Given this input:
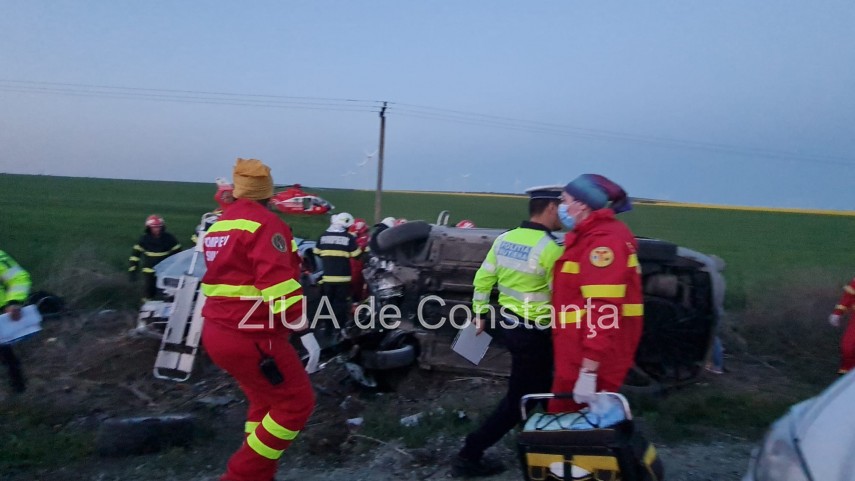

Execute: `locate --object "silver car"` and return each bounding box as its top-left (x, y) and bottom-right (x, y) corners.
top-left (743, 370), bottom-right (855, 481)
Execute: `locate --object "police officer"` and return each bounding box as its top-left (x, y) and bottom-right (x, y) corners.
top-left (0, 249), bottom-right (31, 393)
top-left (452, 187), bottom-right (564, 477)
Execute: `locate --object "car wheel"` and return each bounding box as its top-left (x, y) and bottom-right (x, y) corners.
top-left (375, 221), bottom-right (432, 251)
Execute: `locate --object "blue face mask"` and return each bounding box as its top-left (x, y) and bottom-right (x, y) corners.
top-left (558, 203), bottom-right (576, 230)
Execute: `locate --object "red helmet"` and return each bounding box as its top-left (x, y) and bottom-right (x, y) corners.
top-left (145, 214), bottom-right (164, 228)
top-left (393, 218), bottom-right (408, 226)
top-left (349, 218), bottom-right (368, 236)
top-left (214, 185), bottom-right (235, 210)
top-left (456, 219), bottom-right (476, 228)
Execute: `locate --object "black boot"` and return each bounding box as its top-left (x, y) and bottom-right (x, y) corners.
top-left (1, 345), bottom-right (26, 393)
top-left (450, 454), bottom-right (506, 478)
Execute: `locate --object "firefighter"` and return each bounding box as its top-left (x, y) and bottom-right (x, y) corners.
top-left (829, 277), bottom-right (855, 375)
top-left (314, 213), bottom-right (362, 325)
top-left (452, 187), bottom-right (564, 477)
top-left (0, 249), bottom-right (31, 393)
top-left (128, 214), bottom-right (182, 302)
top-left (200, 158), bottom-right (315, 481)
top-left (548, 174), bottom-right (643, 413)
top-left (367, 216), bottom-right (396, 253)
top-left (348, 218), bottom-right (370, 301)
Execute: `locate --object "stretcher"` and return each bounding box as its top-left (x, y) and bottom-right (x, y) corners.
top-left (517, 392), bottom-right (664, 481)
top-left (152, 227), bottom-right (207, 381)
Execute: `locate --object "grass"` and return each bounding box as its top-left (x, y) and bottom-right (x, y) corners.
top-left (2, 172), bottom-right (854, 452)
top-left (0, 402), bottom-right (94, 471)
top-left (3, 173), bottom-right (855, 310)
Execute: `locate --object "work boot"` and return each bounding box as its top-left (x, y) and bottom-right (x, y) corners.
top-left (450, 454), bottom-right (506, 478)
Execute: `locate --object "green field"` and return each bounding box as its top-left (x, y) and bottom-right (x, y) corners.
top-left (2, 173), bottom-right (854, 310)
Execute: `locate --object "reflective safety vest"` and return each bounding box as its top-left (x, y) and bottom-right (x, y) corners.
top-left (200, 198), bottom-right (304, 333)
top-left (472, 223), bottom-right (563, 325)
top-left (0, 250), bottom-right (31, 308)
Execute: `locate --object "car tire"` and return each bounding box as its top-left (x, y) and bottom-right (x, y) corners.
top-left (375, 221), bottom-right (432, 251)
top-left (95, 414), bottom-right (196, 457)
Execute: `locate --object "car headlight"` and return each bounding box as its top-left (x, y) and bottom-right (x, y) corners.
top-left (752, 417), bottom-right (811, 481)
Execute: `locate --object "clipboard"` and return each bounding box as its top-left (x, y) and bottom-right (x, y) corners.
top-left (451, 320), bottom-right (492, 365)
top-left (0, 305), bottom-right (43, 344)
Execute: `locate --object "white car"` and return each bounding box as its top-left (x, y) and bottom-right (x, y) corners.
top-left (743, 370), bottom-right (855, 481)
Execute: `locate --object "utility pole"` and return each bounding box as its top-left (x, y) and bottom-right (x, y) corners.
top-left (374, 101), bottom-right (387, 224)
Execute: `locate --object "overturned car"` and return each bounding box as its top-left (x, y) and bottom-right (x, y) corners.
top-left (319, 219), bottom-right (726, 391)
top-left (139, 211), bottom-right (725, 392)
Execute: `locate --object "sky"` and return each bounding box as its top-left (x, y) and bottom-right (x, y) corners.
top-left (1, 1), bottom-right (854, 209)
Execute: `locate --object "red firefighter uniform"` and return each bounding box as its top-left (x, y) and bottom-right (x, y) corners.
top-left (549, 209), bottom-right (644, 413)
top-left (201, 198), bottom-right (315, 481)
top-left (832, 278), bottom-right (855, 374)
top-left (348, 219), bottom-right (370, 301)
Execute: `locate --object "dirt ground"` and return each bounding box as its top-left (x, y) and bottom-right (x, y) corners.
top-left (0, 311), bottom-right (789, 481)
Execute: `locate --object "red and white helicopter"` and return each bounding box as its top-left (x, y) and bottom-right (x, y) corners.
top-left (269, 184), bottom-right (335, 216)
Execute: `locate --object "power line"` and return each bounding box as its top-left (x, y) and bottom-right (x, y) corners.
top-left (0, 85), bottom-right (380, 113)
top-left (390, 104), bottom-right (854, 167)
top-left (2, 79), bottom-right (851, 167)
top-left (0, 79), bottom-right (384, 106)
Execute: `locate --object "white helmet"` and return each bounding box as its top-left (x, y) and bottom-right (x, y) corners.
top-left (381, 216), bottom-right (396, 228)
top-left (332, 212), bottom-right (355, 228)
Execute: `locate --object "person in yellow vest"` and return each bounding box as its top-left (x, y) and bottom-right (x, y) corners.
top-left (0, 249), bottom-right (32, 393)
top-left (452, 186), bottom-right (564, 477)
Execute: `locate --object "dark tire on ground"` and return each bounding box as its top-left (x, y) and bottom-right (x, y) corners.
top-left (95, 414), bottom-right (196, 457)
top-left (375, 221), bottom-right (432, 251)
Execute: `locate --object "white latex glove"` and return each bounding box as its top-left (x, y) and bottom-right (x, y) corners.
top-left (299, 332), bottom-right (321, 374)
top-left (829, 314), bottom-right (842, 328)
top-left (573, 369), bottom-right (598, 405)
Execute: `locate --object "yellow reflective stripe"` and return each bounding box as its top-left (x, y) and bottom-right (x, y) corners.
top-left (526, 453), bottom-right (564, 469)
top-left (133, 245), bottom-right (144, 251)
top-left (208, 219), bottom-right (261, 234)
top-left (845, 285), bottom-right (855, 295)
top-left (351, 247), bottom-right (363, 258)
top-left (142, 268), bottom-right (156, 273)
top-left (272, 295), bottom-right (304, 314)
top-left (321, 275), bottom-right (351, 283)
top-left (128, 266), bottom-right (137, 272)
top-left (560, 309), bottom-right (586, 325)
top-left (246, 431), bottom-right (284, 460)
top-left (643, 444), bottom-right (658, 466)
top-left (627, 254), bottom-right (639, 268)
top-left (622, 303), bottom-right (644, 316)
top-left (245, 421), bottom-right (260, 434)
top-left (581, 284), bottom-right (626, 298)
top-left (261, 279), bottom-right (302, 300)
top-left (6, 286), bottom-right (28, 296)
top-left (170, 244), bottom-right (182, 251)
top-left (261, 413), bottom-right (300, 441)
top-left (561, 261), bottom-right (580, 274)
top-left (144, 250), bottom-right (173, 257)
top-left (128, 256), bottom-right (140, 262)
top-left (314, 249), bottom-right (352, 258)
top-left (201, 283), bottom-right (262, 298)
top-left (291, 239), bottom-right (298, 252)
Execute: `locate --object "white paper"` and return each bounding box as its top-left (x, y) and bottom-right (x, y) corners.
top-left (451, 321), bottom-right (492, 365)
top-left (0, 305), bottom-right (42, 344)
